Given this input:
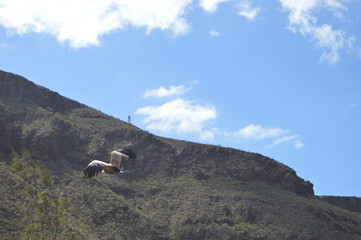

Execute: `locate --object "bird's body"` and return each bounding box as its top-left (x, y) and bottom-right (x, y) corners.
top-left (84, 149), bottom-right (136, 178)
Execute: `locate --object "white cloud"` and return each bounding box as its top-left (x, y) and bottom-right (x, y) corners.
top-left (269, 135), bottom-right (304, 149)
top-left (0, 0), bottom-right (357, 63)
top-left (137, 86), bottom-right (304, 147)
top-left (227, 124), bottom-right (304, 149)
top-left (143, 85), bottom-right (190, 98)
top-left (279, 0), bottom-right (356, 63)
top-left (294, 139), bottom-right (304, 149)
top-left (323, 0), bottom-right (347, 13)
top-left (238, 1), bottom-right (260, 21)
top-left (315, 24), bottom-right (355, 63)
top-left (200, 128), bottom-right (219, 141)
top-left (0, 0), bottom-right (193, 48)
top-left (209, 30), bottom-right (221, 37)
top-left (199, 0), bottom-right (230, 13)
top-left (232, 124), bottom-right (288, 139)
top-left (135, 98), bottom-right (218, 139)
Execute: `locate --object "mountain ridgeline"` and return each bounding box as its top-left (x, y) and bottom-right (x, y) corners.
top-left (1, 70), bottom-right (361, 239)
top-left (0, 70), bottom-right (313, 196)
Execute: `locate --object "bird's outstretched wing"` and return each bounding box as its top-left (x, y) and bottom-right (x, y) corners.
top-left (118, 148), bottom-right (136, 159)
top-left (110, 149), bottom-right (136, 169)
top-left (84, 160), bottom-right (109, 178)
top-left (110, 151), bottom-right (123, 169)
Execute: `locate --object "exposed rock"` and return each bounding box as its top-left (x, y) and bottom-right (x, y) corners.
top-left (0, 70), bottom-right (84, 112)
top-left (319, 196), bottom-right (361, 214)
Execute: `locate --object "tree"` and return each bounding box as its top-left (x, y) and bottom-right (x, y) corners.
top-left (11, 151), bottom-right (78, 240)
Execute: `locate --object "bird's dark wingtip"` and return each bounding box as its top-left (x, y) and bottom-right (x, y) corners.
top-left (118, 148), bottom-right (137, 159)
top-left (83, 164), bottom-right (103, 179)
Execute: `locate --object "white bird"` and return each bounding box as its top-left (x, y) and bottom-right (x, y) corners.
top-left (84, 148), bottom-right (136, 179)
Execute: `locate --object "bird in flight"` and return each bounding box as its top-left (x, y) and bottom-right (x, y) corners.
top-left (84, 148), bottom-right (136, 178)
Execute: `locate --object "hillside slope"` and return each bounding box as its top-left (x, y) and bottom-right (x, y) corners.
top-left (319, 196), bottom-right (361, 214)
top-left (1, 70), bottom-right (361, 239)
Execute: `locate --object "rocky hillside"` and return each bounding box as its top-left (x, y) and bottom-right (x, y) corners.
top-left (1, 70), bottom-right (361, 239)
top-left (319, 196), bottom-right (361, 214)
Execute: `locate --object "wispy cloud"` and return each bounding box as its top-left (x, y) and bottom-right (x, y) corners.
top-left (232, 124), bottom-right (288, 139)
top-left (199, 0), bottom-right (231, 13)
top-left (279, 0), bottom-right (356, 63)
top-left (143, 85), bottom-right (191, 99)
top-left (227, 124), bottom-right (304, 149)
top-left (293, 139), bottom-right (304, 149)
top-left (269, 135), bottom-right (304, 149)
top-left (238, 1), bottom-right (260, 21)
top-left (0, 42), bottom-right (14, 49)
top-left (346, 103), bottom-right (358, 112)
top-left (0, 0), bottom-right (193, 48)
top-left (135, 98), bottom-right (218, 140)
top-left (209, 30), bottom-right (221, 37)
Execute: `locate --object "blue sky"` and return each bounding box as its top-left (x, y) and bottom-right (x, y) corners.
top-left (0, 0), bottom-right (360, 197)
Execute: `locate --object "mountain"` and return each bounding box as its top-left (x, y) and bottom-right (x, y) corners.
top-left (1, 70), bottom-right (361, 239)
